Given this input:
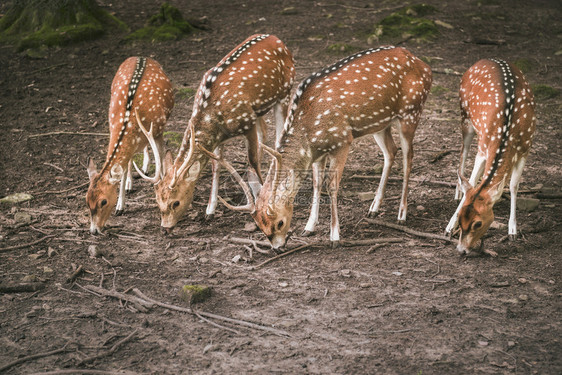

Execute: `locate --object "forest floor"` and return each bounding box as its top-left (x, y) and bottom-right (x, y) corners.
top-left (0, 0), bottom-right (561, 374)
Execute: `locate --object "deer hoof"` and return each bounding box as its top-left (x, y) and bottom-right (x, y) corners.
top-left (396, 219), bottom-right (406, 225)
top-left (205, 214), bottom-right (215, 221)
top-left (508, 233), bottom-right (518, 241)
top-left (115, 209), bottom-right (124, 216)
top-left (366, 211), bottom-right (378, 218)
top-left (301, 230), bottom-right (315, 237)
top-left (330, 240), bottom-right (340, 249)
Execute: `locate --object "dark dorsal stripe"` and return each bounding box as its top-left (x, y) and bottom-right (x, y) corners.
top-left (199, 34), bottom-right (270, 109)
top-left (278, 45), bottom-right (396, 149)
top-left (101, 57), bottom-right (147, 175)
top-left (475, 58), bottom-right (515, 196)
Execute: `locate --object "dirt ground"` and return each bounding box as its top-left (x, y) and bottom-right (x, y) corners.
top-left (1, 0), bottom-right (561, 374)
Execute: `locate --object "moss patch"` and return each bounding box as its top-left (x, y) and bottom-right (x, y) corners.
top-left (125, 3), bottom-right (194, 43)
top-left (326, 43), bottom-right (361, 54)
top-left (532, 84), bottom-right (560, 100)
top-left (430, 85), bottom-right (450, 96)
top-left (179, 284), bottom-right (212, 305)
top-left (176, 87), bottom-right (196, 101)
top-left (513, 58), bottom-right (534, 73)
top-left (0, 0), bottom-right (127, 51)
top-left (369, 4), bottom-right (439, 44)
top-left (164, 131), bottom-right (184, 149)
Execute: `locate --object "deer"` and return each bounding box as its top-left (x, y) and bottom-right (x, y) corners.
top-left (444, 59), bottom-right (536, 256)
top-left (141, 34), bottom-right (295, 233)
top-left (200, 46), bottom-right (432, 249)
top-left (86, 56), bottom-right (174, 235)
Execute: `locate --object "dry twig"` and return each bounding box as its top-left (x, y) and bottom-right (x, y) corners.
top-left (0, 342), bottom-right (74, 373)
top-left (365, 218), bottom-right (454, 242)
top-left (77, 329), bottom-right (139, 366)
top-left (0, 234), bottom-right (56, 253)
top-left (29, 131), bottom-right (108, 138)
top-left (0, 282), bottom-right (45, 293)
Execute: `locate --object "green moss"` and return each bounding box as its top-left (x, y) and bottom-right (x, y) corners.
top-left (369, 4), bottom-right (439, 43)
top-left (532, 84), bottom-right (560, 100)
top-left (164, 131), bottom-right (183, 149)
top-left (513, 58), bottom-right (534, 73)
top-left (176, 87), bottom-right (196, 100)
top-left (180, 284), bottom-right (212, 304)
top-left (430, 85), bottom-right (449, 96)
top-left (0, 0), bottom-right (127, 51)
top-left (132, 153), bottom-right (155, 174)
top-left (125, 2), bottom-right (194, 43)
top-left (326, 43), bottom-right (360, 54)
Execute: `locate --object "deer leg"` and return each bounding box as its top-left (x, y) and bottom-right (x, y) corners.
top-left (116, 164), bottom-right (128, 216)
top-left (303, 156), bottom-right (327, 236)
top-left (246, 118), bottom-right (265, 197)
top-left (125, 160), bottom-right (133, 193)
top-left (508, 156), bottom-right (526, 240)
top-left (455, 116), bottom-right (475, 200)
top-left (368, 126), bottom-right (397, 218)
top-left (396, 119), bottom-right (416, 224)
top-left (274, 102), bottom-right (286, 146)
top-left (327, 146), bottom-right (350, 248)
top-left (468, 152), bottom-right (486, 187)
top-left (206, 146), bottom-right (222, 220)
top-left (142, 145), bottom-right (150, 174)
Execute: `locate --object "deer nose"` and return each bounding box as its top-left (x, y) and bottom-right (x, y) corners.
top-left (162, 226), bottom-right (174, 235)
top-left (90, 226), bottom-right (100, 235)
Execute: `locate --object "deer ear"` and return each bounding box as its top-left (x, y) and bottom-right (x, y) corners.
top-left (108, 164), bottom-right (124, 185)
top-left (184, 161), bottom-right (200, 182)
top-left (87, 157), bottom-right (98, 181)
top-left (458, 172), bottom-right (473, 194)
top-left (163, 150), bottom-right (174, 173)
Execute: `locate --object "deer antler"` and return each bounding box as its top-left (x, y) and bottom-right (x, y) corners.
top-left (197, 144), bottom-right (255, 213)
top-left (261, 143), bottom-right (283, 195)
top-left (170, 122), bottom-right (196, 187)
top-left (132, 108), bottom-right (162, 184)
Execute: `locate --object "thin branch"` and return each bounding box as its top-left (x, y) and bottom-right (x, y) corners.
top-left (0, 343), bottom-right (74, 373)
top-left (365, 218), bottom-right (454, 243)
top-left (251, 244), bottom-right (312, 269)
top-left (131, 288), bottom-right (290, 337)
top-left (34, 181), bottom-right (90, 196)
top-left (0, 234), bottom-right (56, 253)
top-left (349, 174), bottom-right (457, 188)
top-left (27, 370), bottom-right (140, 375)
top-left (192, 310), bottom-right (241, 335)
top-left (29, 131), bottom-right (109, 138)
top-left (77, 329), bottom-right (139, 366)
top-left (0, 282), bottom-right (45, 293)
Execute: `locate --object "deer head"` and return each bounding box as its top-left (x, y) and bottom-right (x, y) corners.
top-left (456, 174), bottom-right (495, 255)
top-left (154, 123), bottom-right (202, 231)
top-left (85, 158), bottom-right (124, 234)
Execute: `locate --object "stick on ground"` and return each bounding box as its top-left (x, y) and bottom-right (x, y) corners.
top-left (0, 234), bottom-right (56, 253)
top-left (0, 343), bottom-right (74, 373)
top-left (364, 218), bottom-right (454, 243)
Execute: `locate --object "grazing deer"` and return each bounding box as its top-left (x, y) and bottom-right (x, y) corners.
top-left (146, 34), bottom-right (295, 232)
top-left (445, 59), bottom-right (536, 255)
top-left (86, 57), bottom-right (174, 234)
top-left (203, 46), bottom-right (432, 249)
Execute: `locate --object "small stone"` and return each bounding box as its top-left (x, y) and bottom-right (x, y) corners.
top-left (88, 245), bottom-right (105, 258)
top-left (47, 247), bottom-right (57, 257)
top-left (516, 197), bottom-right (539, 212)
top-left (243, 222), bottom-right (257, 232)
top-left (231, 255), bottom-right (241, 263)
top-left (340, 269), bottom-right (352, 278)
top-left (517, 278), bottom-right (527, 284)
top-left (392, 271), bottom-right (403, 276)
top-left (416, 205), bottom-right (425, 211)
top-left (14, 212), bottom-right (32, 225)
top-left (358, 191), bottom-right (375, 201)
top-left (518, 294), bottom-right (528, 301)
top-left (22, 274), bottom-right (37, 282)
top-left (179, 284), bottom-right (212, 305)
top-left (199, 257), bottom-right (208, 264)
top-left (278, 281), bottom-right (289, 288)
top-left (478, 340), bottom-right (489, 346)
top-left (507, 341), bottom-right (516, 348)
top-left (359, 283), bottom-right (370, 288)
top-left (1, 193), bottom-right (33, 204)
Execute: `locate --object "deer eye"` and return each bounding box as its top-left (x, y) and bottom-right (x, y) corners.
top-left (277, 220), bottom-right (284, 230)
top-left (172, 201), bottom-right (180, 209)
top-left (100, 199), bottom-right (107, 207)
top-left (472, 221), bottom-right (483, 231)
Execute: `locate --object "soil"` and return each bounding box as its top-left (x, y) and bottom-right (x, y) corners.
top-left (1, 0), bottom-right (561, 374)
